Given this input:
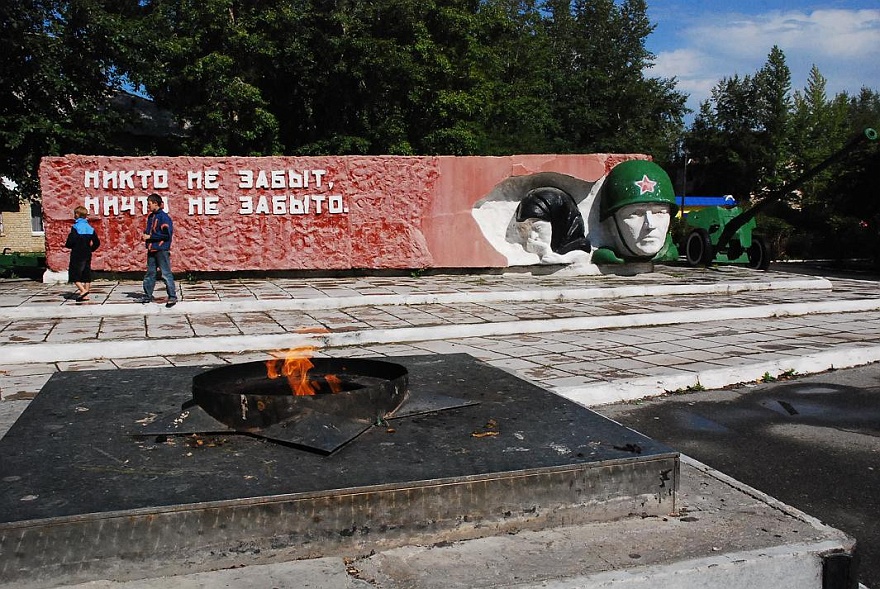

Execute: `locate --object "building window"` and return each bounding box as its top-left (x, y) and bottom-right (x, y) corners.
top-left (31, 201), bottom-right (44, 234)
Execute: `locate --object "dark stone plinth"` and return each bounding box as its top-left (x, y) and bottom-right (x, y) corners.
top-left (0, 354), bottom-right (678, 588)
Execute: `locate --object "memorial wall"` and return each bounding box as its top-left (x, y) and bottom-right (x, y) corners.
top-left (39, 153), bottom-right (644, 273)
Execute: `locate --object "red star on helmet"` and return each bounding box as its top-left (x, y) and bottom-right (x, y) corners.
top-left (634, 175), bottom-right (657, 195)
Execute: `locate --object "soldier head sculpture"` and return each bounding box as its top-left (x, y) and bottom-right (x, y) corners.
top-left (513, 187), bottom-right (592, 264)
top-left (596, 160), bottom-right (678, 262)
top-left (470, 160), bottom-right (676, 273)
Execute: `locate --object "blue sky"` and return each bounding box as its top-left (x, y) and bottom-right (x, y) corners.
top-left (643, 1), bottom-right (880, 120)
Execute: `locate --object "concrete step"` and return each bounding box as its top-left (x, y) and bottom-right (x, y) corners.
top-left (0, 277), bottom-right (836, 320)
top-left (38, 457), bottom-right (856, 589)
top-left (2, 279), bottom-right (878, 366)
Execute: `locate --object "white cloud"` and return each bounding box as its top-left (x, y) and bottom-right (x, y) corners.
top-left (794, 9), bottom-right (880, 57)
top-left (647, 8), bottom-right (880, 118)
top-left (651, 48), bottom-right (719, 106)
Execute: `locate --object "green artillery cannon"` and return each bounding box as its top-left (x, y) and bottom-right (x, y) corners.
top-left (683, 127), bottom-right (879, 270)
top-left (0, 248), bottom-right (47, 278)
top-left (683, 202), bottom-right (769, 268)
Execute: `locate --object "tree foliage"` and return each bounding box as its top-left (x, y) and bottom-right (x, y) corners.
top-left (544, 0), bottom-right (685, 160)
top-left (2, 0), bottom-right (687, 207)
top-left (683, 47), bottom-right (880, 262)
top-left (685, 46), bottom-right (792, 201)
top-left (0, 0), bottom-right (137, 207)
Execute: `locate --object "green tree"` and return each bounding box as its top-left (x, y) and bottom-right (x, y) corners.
top-left (470, 0), bottom-right (558, 154)
top-left (686, 51), bottom-right (880, 262)
top-left (297, 0), bottom-right (427, 154)
top-left (790, 66), bottom-right (850, 169)
top-left (777, 72), bottom-right (880, 261)
top-left (824, 90), bottom-right (880, 263)
top-left (753, 45), bottom-right (793, 193)
top-left (788, 67), bottom-right (850, 219)
top-left (129, 0), bottom-right (491, 156)
top-left (544, 0), bottom-right (686, 160)
top-left (125, 0), bottom-right (686, 158)
top-left (0, 0), bottom-right (134, 206)
top-left (318, 0), bottom-right (484, 155)
top-left (686, 46), bottom-right (792, 201)
top-left (2, 0), bottom-right (694, 209)
top-left (126, 0), bottom-right (283, 156)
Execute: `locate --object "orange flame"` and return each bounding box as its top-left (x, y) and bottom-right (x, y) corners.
top-left (265, 346), bottom-right (343, 396)
top-left (324, 374), bottom-right (343, 391)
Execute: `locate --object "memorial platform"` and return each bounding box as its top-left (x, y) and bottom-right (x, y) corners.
top-left (1, 263), bottom-right (877, 588)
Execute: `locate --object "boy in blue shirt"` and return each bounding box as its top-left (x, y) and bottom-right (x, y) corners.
top-left (141, 193), bottom-right (178, 308)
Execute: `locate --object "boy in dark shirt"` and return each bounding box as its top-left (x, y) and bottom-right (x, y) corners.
top-left (65, 206), bottom-right (100, 302)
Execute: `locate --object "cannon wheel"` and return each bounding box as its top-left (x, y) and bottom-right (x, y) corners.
top-left (685, 229), bottom-right (714, 266)
top-left (747, 234), bottom-right (772, 270)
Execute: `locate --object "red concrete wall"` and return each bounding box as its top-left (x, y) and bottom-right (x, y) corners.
top-left (39, 154), bottom-right (634, 272)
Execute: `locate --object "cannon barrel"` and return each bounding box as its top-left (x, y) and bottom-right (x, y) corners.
top-left (713, 127), bottom-right (878, 256)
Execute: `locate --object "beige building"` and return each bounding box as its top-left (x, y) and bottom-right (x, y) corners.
top-left (0, 201), bottom-right (45, 253)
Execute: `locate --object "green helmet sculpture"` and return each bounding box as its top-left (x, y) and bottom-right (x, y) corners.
top-left (600, 160), bottom-right (678, 220)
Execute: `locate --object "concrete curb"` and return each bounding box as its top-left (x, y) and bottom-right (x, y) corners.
top-left (539, 457), bottom-right (860, 588)
top-left (345, 456), bottom-right (856, 589)
top-left (0, 279), bottom-right (832, 320)
top-left (1, 332), bottom-right (316, 364)
top-left (562, 344), bottom-right (880, 407)
top-left (517, 540), bottom-right (842, 589)
top-left (678, 455), bottom-right (835, 530)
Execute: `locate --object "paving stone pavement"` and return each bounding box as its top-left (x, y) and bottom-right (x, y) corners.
top-left (2, 263), bottom-right (879, 589)
top-left (2, 263), bottom-right (880, 439)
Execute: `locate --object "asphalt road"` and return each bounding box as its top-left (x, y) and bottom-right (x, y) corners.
top-left (596, 362), bottom-right (880, 589)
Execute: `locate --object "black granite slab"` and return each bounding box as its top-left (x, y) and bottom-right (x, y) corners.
top-left (0, 354), bottom-right (678, 587)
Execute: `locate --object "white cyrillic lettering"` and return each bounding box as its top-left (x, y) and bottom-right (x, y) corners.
top-left (84, 196), bottom-right (100, 215)
top-left (188, 197), bottom-right (203, 215)
top-left (121, 197), bottom-right (137, 215)
top-left (328, 195), bottom-right (344, 213)
top-left (103, 197), bottom-right (119, 216)
top-left (271, 170), bottom-right (286, 189)
top-left (272, 195), bottom-right (286, 214)
top-left (83, 170), bottom-right (169, 191)
top-left (84, 171), bottom-right (99, 189)
top-left (118, 171), bottom-right (135, 189)
top-left (187, 171), bottom-right (203, 189)
top-left (255, 195), bottom-right (270, 214)
top-left (255, 170), bottom-right (270, 189)
top-left (290, 197), bottom-right (305, 215)
top-left (102, 171), bottom-right (118, 189)
top-left (204, 196), bottom-right (220, 214)
top-left (238, 170), bottom-right (254, 189)
top-left (189, 170), bottom-right (219, 189)
top-left (311, 194), bottom-right (326, 213)
top-left (136, 170), bottom-right (152, 189)
top-left (239, 196), bottom-right (254, 214)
